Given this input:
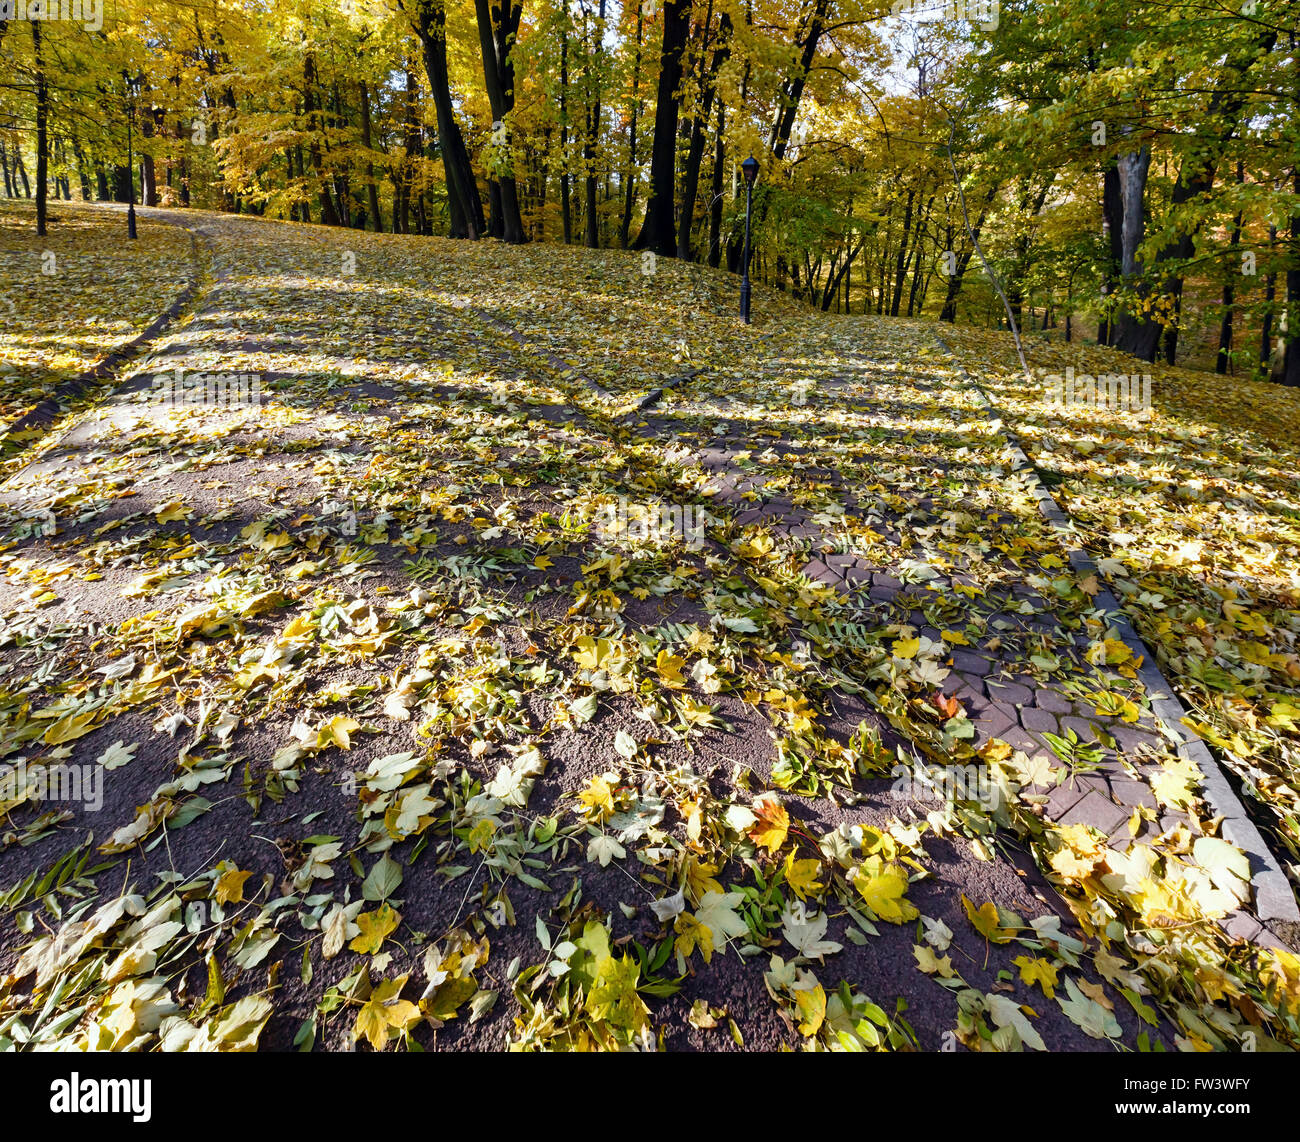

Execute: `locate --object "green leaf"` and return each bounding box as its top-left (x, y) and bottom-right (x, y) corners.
top-left (363, 854), bottom-right (403, 902)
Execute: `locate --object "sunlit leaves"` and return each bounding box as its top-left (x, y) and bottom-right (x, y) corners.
top-left (349, 903), bottom-right (400, 955)
top-left (853, 857), bottom-right (919, 924)
top-left (747, 791), bottom-right (790, 853)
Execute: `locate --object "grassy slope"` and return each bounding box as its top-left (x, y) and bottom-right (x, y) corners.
top-left (0, 201), bottom-right (195, 435)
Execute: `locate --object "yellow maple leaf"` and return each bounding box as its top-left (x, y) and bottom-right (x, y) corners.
top-left (578, 775), bottom-right (616, 821)
top-left (656, 649), bottom-right (686, 688)
top-left (783, 852), bottom-right (824, 901)
top-left (855, 857), bottom-right (919, 924)
top-left (892, 637), bottom-right (920, 660)
top-left (674, 911), bottom-right (715, 964)
top-left (353, 975), bottom-right (420, 1049)
top-left (683, 856), bottom-right (723, 904)
top-left (682, 799), bottom-right (703, 844)
top-left (1013, 955), bottom-right (1059, 997)
top-left (155, 500), bottom-right (191, 524)
top-left (914, 944), bottom-right (955, 977)
top-left (962, 894), bottom-right (1014, 943)
top-left (349, 903), bottom-right (400, 955)
top-left (572, 636), bottom-right (612, 670)
top-left (317, 715), bottom-right (361, 751)
top-left (1047, 823), bottom-right (1109, 883)
top-left (979, 738), bottom-right (1013, 763)
top-left (43, 708), bottom-right (103, 745)
top-left (215, 866), bottom-right (254, 905)
top-left (747, 791), bottom-right (789, 853)
top-left (794, 982), bottom-right (826, 1036)
top-left (1150, 760), bottom-right (1199, 809)
top-left (732, 532), bottom-right (775, 560)
top-left (1259, 950), bottom-right (1300, 1016)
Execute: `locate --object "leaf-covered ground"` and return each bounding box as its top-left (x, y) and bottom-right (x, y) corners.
top-left (936, 325), bottom-right (1300, 877)
top-left (0, 205), bottom-right (1297, 1053)
top-left (0, 201), bottom-right (196, 449)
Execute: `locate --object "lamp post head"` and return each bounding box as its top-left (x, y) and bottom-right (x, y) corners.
top-left (741, 155), bottom-right (759, 186)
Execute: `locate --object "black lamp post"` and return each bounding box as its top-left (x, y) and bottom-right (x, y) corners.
top-left (740, 155), bottom-right (759, 324)
top-left (124, 72), bottom-right (139, 240)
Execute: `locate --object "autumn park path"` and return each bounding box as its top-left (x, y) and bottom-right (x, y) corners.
top-left (1, 203), bottom-right (1298, 1053)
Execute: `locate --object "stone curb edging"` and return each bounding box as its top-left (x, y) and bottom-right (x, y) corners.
top-left (474, 305), bottom-right (701, 421)
top-left (619, 368), bottom-right (703, 417)
top-left (932, 332), bottom-right (1300, 932)
top-left (1, 227), bottom-right (205, 456)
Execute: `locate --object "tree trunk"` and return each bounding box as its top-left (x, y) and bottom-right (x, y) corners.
top-left (940, 186), bottom-right (995, 322)
top-left (618, 0), bottom-right (646, 249)
top-left (906, 195), bottom-right (934, 316)
top-left (1285, 40), bottom-right (1300, 385)
top-left (768, 0), bottom-right (830, 160)
top-left (1117, 29), bottom-right (1277, 362)
top-left (707, 100), bottom-right (725, 267)
top-left (359, 81), bottom-right (384, 232)
top-left (1216, 163), bottom-right (1245, 375)
top-left (723, 56), bottom-right (751, 272)
top-left (581, 0), bottom-right (607, 248)
top-left (558, 29), bottom-right (572, 243)
top-left (677, 8), bottom-right (730, 260)
top-left (1111, 144), bottom-right (1153, 356)
top-left (1261, 225), bottom-right (1278, 378)
top-left (71, 138), bottom-right (92, 200)
top-left (401, 68), bottom-right (422, 234)
top-left (821, 239), bottom-right (862, 311)
top-left (304, 55), bottom-right (340, 225)
top-left (1098, 159), bottom-right (1123, 344)
top-left (1285, 163), bottom-right (1300, 386)
top-left (474, 0), bottom-right (526, 243)
top-left (219, 84), bottom-right (239, 213)
top-left (889, 189), bottom-right (915, 316)
top-left (33, 22), bottom-right (47, 236)
top-left (416, 0), bottom-right (484, 239)
top-left (633, 0), bottom-right (692, 255)
top-left (140, 108), bottom-right (159, 205)
top-left (1006, 178), bottom-right (1052, 320)
top-left (53, 138), bottom-right (69, 198)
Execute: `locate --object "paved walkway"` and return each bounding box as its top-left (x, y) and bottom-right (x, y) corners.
top-left (611, 323), bottom-right (1294, 944)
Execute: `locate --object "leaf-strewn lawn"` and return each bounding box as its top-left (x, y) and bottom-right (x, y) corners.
top-left (0, 201), bottom-right (196, 441)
